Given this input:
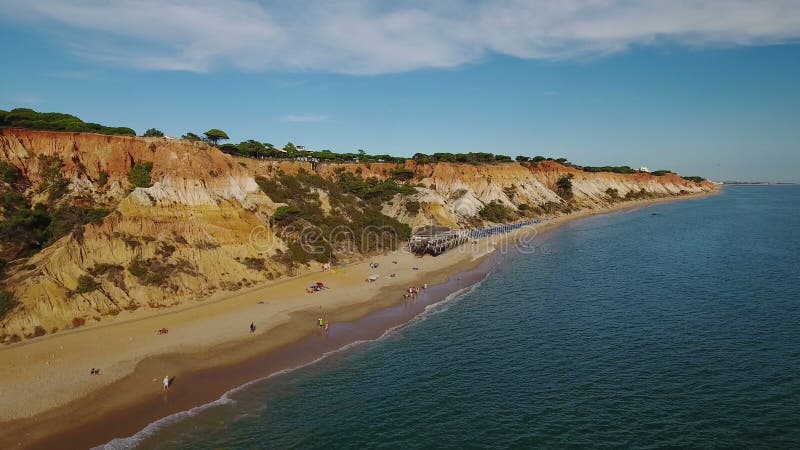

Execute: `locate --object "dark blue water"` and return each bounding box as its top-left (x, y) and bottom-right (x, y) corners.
top-left (129, 186), bottom-right (800, 449)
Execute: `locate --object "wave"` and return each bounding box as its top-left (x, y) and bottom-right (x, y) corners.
top-left (95, 273), bottom-right (488, 450)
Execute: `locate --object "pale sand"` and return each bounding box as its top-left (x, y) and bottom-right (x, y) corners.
top-left (0, 192), bottom-right (715, 447)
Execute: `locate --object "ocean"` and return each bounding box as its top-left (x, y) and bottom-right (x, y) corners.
top-left (113, 186), bottom-right (800, 449)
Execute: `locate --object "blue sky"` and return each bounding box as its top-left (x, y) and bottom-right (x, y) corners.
top-left (1, 1), bottom-right (799, 182)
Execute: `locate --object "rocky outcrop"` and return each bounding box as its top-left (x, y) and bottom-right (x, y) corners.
top-left (0, 129), bottom-right (714, 342)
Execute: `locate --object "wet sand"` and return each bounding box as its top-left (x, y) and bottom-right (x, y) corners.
top-left (0, 192), bottom-right (716, 449)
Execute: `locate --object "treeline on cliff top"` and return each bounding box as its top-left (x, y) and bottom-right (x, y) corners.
top-left (0, 108), bottom-right (135, 136)
top-left (0, 108), bottom-right (704, 182)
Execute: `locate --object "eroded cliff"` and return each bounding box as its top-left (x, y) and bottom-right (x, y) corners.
top-left (0, 129), bottom-right (714, 342)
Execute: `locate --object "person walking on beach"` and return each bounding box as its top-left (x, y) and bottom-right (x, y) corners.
top-left (250, 322), bottom-right (256, 334)
top-left (163, 375), bottom-right (170, 391)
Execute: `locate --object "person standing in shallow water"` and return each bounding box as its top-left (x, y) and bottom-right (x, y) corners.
top-left (163, 375), bottom-right (170, 391)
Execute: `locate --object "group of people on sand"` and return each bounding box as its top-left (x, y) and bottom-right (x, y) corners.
top-left (89, 367), bottom-right (101, 375)
top-left (403, 283), bottom-right (427, 300)
top-left (306, 281), bottom-right (328, 293)
top-left (317, 316), bottom-right (330, 332)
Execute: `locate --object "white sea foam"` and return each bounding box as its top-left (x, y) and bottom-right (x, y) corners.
top-left (95, 273), bottom-right (488, 450)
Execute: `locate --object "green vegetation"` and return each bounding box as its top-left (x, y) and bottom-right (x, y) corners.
top-left (203, 129), bottom-right (230, 145)
top-left (216, 139), bottom-right (407, 163)
top-left (479, 200), bottom-right (517, 222)
top-left (0, 108), bottom-right (135, 136)
top-left (556, 174), bottom-right (574, 200)
top-left (605, 188), bottom-right (620, 200)
top-left (0, 162), bottom-right (21, 185)
top-left (74, 275), bottom-right (99, 294)
top-left (37, 155), bottom-right (69, 200)
top-left (272, 205), bottom-right (302, 224)
top-left (336, 172), bottom-right (415, 204)
top-left (142, 128), bottom-right (164, 137)
top-left (241, 257), bottom-right (267, 271)
top-left (254, 169), bottom-right (412, 266)
top-left (412, 152), bottom-right (502, 164)
top-left (128, 162), bottom-right (153, 188)
top-left (182, 132), bottom-right (202, 141)
top-left (390, 168), bottom-right (415, 181)
top-left (682, 176), bottom-right (706, 183)
top-left (625, 188), bottom-right (652, 200)
top-left (46, 205), bottom-right (110, 240)
top-left (0, 290), bottom-right (16, 319)
top-left (127, 256), bottom-right (196, 286)
top-left (583, 166), bottom-right (637, 174)
top-left (651, 170), bottom-right (673, 176)
top-left (0, 184), bottom-right (111, 260)
top-left (97, 170), bottom-right (109, 186)
top-left (405, 200), bottom-right (421, 215)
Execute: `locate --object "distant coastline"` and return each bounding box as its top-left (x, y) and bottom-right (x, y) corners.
top-left (720, 181), bottom-right (798, 185)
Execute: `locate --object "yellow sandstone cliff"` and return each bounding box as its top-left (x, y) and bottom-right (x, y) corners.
top-left (0, 129), bottom-right (714, 342)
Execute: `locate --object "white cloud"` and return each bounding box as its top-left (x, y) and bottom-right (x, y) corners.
top-left (2, 0), bottom-right (799, 75)
top-left (282, 114), bottom-right (329, 123)
top-left (5, 93), bottom-right (46, 106)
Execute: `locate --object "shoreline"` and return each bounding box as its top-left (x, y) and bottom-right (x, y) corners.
top-left (0, 191), bottom-right (716, 449)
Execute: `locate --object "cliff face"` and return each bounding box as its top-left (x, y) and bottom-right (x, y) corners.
top-left (0, 129), bottom-right (714, 342)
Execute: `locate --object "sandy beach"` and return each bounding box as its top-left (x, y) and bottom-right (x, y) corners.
top-left (0, 192), bottom-right (715, 449)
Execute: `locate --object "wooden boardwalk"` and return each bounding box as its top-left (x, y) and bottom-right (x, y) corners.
top-left (409, 218), bottom-right (545, 256)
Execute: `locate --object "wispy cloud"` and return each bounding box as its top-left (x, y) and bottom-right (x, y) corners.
top-left (2, 1), bottom-right (800, 75)
top-left (48, 70), bottom-right (95, 80)
top-left (5, 93), bottom-right (46, 106)
top-left (282, 114), bottom-right (329, 123)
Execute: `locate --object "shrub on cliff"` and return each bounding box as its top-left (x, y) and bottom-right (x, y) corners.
top-left (391, 168), bottom-right (415, 181)
top-left (37, 155), bottom-right (69, 200)
top-left (556, 174), bottom-right (574, 200)
top-left (0, 290), bottom-right (16, 319)
top-left (606, 188), bottom-right (620, 200)
top-left (0, 162), bottom-right (21, 185)
top-left (97, 170), bottom-right (109, 186)
top-left (479, 200), bottom-right (517, 223)
top-left (74, 275), bottom-right (99, 294)
top-left (241, 257), bottom-right (267, 271)
top-left (46, 206), bottom-right (110, 243)
top-left (128, 162), bottom-right (153, 188)
top-left (625, 188), bottom-right (651, 200)
top-left (0, 193), bottom-right (52, 257)
top-left (127, 256), bottom-right (196, 286)
top-left (405, 200), bottom-right (421, 215)
top-left (273, 205), bottom-right (302, 223)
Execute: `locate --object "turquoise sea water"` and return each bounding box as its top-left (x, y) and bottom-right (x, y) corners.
top-left (122, 186), bottom-right (800, 449)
